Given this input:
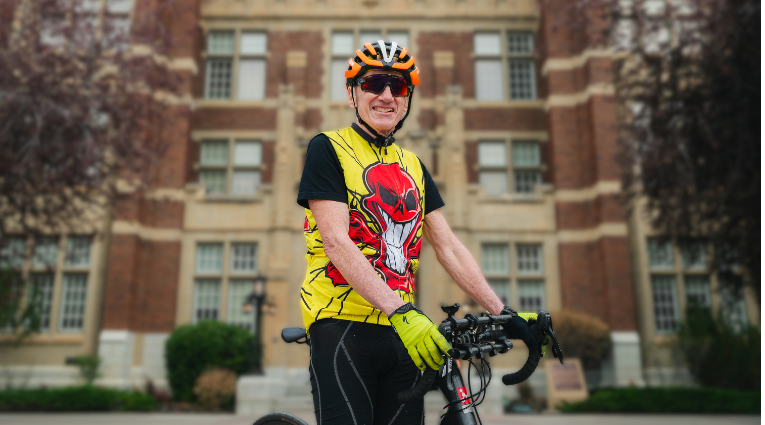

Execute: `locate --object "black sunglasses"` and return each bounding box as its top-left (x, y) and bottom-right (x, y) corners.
top-left (356, 74), bottom-right (411, 97)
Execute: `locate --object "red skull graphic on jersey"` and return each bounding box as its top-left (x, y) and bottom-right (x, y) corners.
top-left (358, 162), bottom-right (423, 292)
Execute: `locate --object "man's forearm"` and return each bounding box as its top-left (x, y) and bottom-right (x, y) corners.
top-left (323, 237), bottom-right (406, 316)
top-left (309, 199), bottom-right (405, 316)
top-left (423, 210), bottom-right (505, 315)
top-left (435, 242), bottom-right (505, 315)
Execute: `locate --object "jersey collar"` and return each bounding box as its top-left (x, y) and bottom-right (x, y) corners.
top-left (352, 123), bottom-right (396, 148)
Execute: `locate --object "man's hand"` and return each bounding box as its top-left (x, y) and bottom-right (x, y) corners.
top-left (500, 308), bottom-right (540, 358)
top-left (388, 303), bottom-right (452, 371)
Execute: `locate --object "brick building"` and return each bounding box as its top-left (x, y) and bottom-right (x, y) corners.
top-left (1, 0), bottom-right (758, 400)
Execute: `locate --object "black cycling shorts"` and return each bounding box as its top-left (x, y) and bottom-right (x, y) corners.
top-left (309, 319), bottom-right (424, 425)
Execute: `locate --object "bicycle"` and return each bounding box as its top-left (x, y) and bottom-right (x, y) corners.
top-left (253, 303), bottom-right (563, 425)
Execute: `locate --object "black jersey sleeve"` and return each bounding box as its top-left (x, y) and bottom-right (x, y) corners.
top-left (297, 134), bottom-right (348, 209)
top-left (419, 159), bottom-right (445, 215)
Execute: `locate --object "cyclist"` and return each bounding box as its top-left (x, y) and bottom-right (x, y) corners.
top-left (297, 40), bottom-right (539, 425)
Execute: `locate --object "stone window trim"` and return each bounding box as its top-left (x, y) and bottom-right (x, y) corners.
top-left (202, 29), bottom-right (268, 101)
top-left (645, 237), bottom-right (750, 337)
top-left (196, 138), bottom-right (265, 197)
top-left (480, 242), bottom-right (546, 311)
top-left (473, 31), bottom-right (538, 102)
top-left (0, 235), bottom-right (94, 336)
top-left (475, 138), bottom-right (546, 197)
top-left (328, 29), bottom-right (411, 103)
top-left (192, 241), bottom-right (259, 332)
top-left (39, 0), bottom-right (135, 48)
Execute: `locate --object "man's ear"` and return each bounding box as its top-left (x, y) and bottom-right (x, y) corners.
top-left (347, 86), bottom-right (356, 108)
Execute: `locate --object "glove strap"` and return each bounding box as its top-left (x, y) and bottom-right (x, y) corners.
top-left (388, 302), bottom-right (423, 320)
top-left (500, 306), bottom-right (518, 317)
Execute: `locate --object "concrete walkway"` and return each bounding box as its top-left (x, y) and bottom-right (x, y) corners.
top-left (0, 413), bottom-right (759, 425)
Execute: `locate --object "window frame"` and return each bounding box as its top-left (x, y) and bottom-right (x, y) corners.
top-left (480, 241), bottom-right (546, 310)
top-left (477, 138), bottom-right (544, 196)
top-left (329, 29), bottom-right (411, 103)
top-left (192, 241), bottom-right (259, 332)
top-left (473, 30), bottom-right (537, 102)
top-left (0, 235), bottom-right (93, 335)
top-left (198, 138), bottom-right (264, 196)
top-left (204, 29), bottom-right (268, 101)
top-left (646, 237), bottom-right (749, 336)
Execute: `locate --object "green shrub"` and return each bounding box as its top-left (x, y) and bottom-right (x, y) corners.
top-left (559, 387), bottom-right (760, 413)
top-left (553, 310), bottom-right (611, 370)
top-left (678, 306), bottom-right (760, 390)
top-left (0, 386), bottom-right (156, 411)
top-left (165, 320), bottom-right (254, 401)
top-left (71, 355), bottom-right (102, 385)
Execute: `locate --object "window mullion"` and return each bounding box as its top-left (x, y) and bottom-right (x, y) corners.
top-left (676, 271), bottom-right (687, 322)
top-left (501, 29), bottom-right (509, 101)
top-left (220, 242), bottom-right (231, 322)
top-left (232, 29), bottom-right (241, 101)
top-left (227, 138), bottom-right (235, 194)
top-left (49, 235), bottom-right (66, 335)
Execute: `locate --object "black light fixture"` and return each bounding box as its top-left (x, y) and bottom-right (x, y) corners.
top-left (243, 274), bottom-right (267, 375)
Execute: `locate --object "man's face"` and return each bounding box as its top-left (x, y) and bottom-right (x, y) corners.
top-left (348, 70), bottom-right (410, 137)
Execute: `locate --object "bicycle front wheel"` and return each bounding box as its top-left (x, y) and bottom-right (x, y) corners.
top-left (253, 412), bottom-right (310, 425)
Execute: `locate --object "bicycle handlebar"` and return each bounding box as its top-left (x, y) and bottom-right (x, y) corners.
top-left (501, 347), bottom-right (540, 385)
top-left (397, 367), bottom-right (438, 404)
top-left (395, 307), bottom-right (545, 403)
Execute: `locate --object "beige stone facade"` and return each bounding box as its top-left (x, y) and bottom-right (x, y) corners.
top-left (0, 0), bottom-right (757, 397)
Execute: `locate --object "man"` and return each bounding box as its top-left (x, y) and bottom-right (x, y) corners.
top-left (297, 40), bottom-right (538, 425)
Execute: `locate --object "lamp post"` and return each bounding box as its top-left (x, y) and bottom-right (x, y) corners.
top-left (243, 275), bottom-right (267, 375)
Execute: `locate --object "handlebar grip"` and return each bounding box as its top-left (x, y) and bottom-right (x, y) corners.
top-left (397, 366), bottom-right (437, 404)
top-left (501, 347), bottom-right (541, 385)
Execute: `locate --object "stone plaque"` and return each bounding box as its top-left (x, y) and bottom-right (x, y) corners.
top-left (545, 358), bottom-right (589, 410)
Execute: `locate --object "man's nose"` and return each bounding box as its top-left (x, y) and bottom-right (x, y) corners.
top-left (378, 85), bottom-right (395, 102)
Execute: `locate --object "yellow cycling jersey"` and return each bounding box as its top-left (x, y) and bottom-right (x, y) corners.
top-left (299, 126), bottom-right (428, 332)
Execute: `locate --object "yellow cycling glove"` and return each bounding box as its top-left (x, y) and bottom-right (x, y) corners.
top-left (388, 303), bottom-right (452, 371)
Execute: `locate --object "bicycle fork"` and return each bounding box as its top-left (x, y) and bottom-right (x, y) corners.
top-left (432, 357), bottom-right (479, 425)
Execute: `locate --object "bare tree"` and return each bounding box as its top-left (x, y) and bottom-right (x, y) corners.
top-left (544, 0), bottom-right (760, 304)
top-left (0, 0), bottom-right (183, 339)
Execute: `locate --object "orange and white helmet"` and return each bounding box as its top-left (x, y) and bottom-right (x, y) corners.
top-left (345, 40), bottom-right (420, 88)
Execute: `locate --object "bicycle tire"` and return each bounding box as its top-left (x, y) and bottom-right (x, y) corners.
top-left (253, 412), bottom-right (310, 425)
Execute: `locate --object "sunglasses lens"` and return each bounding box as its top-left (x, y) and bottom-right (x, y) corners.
top-left (360, 77), bottom-right (387, 94)
top-left (389, 78), bottom-right (408, 96)
top-left (360, 75), bottom-right (409, 96)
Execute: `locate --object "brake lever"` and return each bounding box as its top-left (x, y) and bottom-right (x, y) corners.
top-left (539, 311), bottom-right (564, 364)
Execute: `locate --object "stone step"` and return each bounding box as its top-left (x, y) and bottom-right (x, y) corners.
top-left (273, 395), bottom-right (314, 413)
top-left (285, 384), bottom-right (312, 397)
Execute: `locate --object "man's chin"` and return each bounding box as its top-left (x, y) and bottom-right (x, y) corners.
top-left (364, 119), bottom-right (397, 136)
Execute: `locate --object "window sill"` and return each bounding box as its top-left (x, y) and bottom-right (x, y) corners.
top-left (0, 333), bottom-right (84, 345)
top-left (193, 99), bottom-right (272, 108)
top-left (186, 183), bottom-right (272, 203)
top-left (468, 183), bottom-right (553, 203)
top-left (202, 194), bottom-right (262, 204)
top-left (653, 334), bottom-right (678, 346)
top-left (465, 99), bottom-right (545, 108)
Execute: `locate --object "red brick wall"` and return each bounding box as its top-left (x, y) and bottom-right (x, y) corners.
top-left (266, 31), bottom-right (324, 99)
top-left (464, 109), bottom-right (546, 131)
top-left (556, 194), bottom-right (625, 230)
top-left (416, 32), bottom-right (474, 99)
top-left (540, 0), bottom-right (636, 331)
top-left (102, 236), bottom-right (181, 332)
top-left (132, 240), bottom-right (181, 332)
top-left (192, 108), bottom-right (277, 130)
top-left (558, 237), bottom-right (635, 330)
top-left (102, 234), bottom-right (140, 329)
top-left (261, 140), bottom-right (275, 183)
top-left (101, 0), bottom-right (196, 333)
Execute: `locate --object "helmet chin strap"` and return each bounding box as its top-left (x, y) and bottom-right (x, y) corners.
top-left (351, 88), bottom-right (414, 155)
